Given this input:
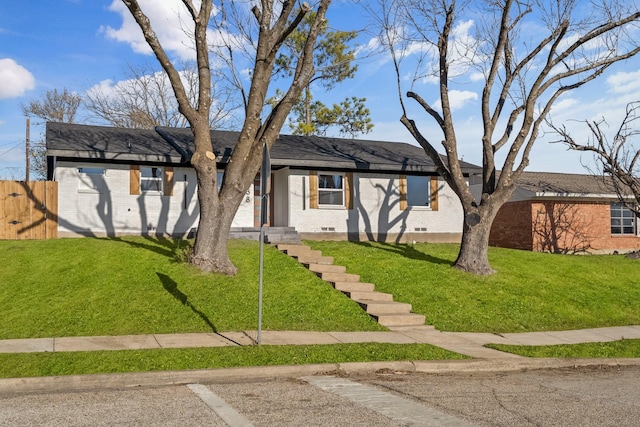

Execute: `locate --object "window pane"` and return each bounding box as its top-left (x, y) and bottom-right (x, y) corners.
top-left (319, 175), bottom-right (342, 189)
top-left (611, 202), bottom-right (636, 235)
top-left (140, 166), bottom-right (163, 192)
top-left (407, 175), bottom-right (430, 207)
top-left (319, 190), bottom-right (343, 206)
top-left (141, 167), bottom-right (162, 178)
top-left (78, 167), bottom-right (104, 175)
top-left (140, 179), bottom-right (162, 192)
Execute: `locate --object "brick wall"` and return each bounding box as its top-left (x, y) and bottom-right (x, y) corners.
top-left (56, 161), bottom-right (255, 237)
top-left (489, 201), bottom-right (533, 250)
top-left (492, 200), bottom-right (640, 253)
top-left (286, 170), bottom-right (465, 242)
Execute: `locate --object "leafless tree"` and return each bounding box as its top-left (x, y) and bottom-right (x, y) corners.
top-left (22, 88), bottom-right (82, 179)
top-left (123, 0), bottom-right (332, 274)
top-left (551, 101), bottom-right (640, 215)
top-left (372, 0), bottom-right (640, 275)
top-left (85, 63), bottom-right (238, 130)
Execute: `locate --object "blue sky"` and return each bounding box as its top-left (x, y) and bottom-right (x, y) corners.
top-left (2, 0), bottom-right (640, 179)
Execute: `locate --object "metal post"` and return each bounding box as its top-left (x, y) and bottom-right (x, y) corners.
top-left (257, 220), bottom-right (265, 345)
top-left (25, 118), bottom-right (30, 182)
top-left (257, 143), bottom-right (271, 345)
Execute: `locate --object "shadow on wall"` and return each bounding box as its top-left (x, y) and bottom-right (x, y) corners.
top-left (10, 179), bottom-right (99, 239)
top-left (62, 171), bottom-right (200, 238)
top-left (533, 202), bottom-right (594, 254)
top-left (347, 177), bottom-right (409, 243)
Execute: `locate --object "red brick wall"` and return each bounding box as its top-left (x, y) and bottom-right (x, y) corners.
top-left (568, 202), bottom-right (640, 252)
top-left (490, 201), bottom-right (533, 250)
top-left (492, 200), bottom-right (640, 253)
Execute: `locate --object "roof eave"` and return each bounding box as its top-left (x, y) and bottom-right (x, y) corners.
top-left (46, 149), bottom-right (184, 164)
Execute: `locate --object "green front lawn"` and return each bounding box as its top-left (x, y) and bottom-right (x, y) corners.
top-left (307, 241), bottom-right (640, 333)
top-left (1, 237), bottom-right (383, 339)
top-left (2, 237), bottom-right (640, 378)
top-left (4, 238), bottom-right (640, 339)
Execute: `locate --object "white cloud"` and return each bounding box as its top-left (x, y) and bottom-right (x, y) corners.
top-left (469, 71), bottom-right (484, 82)
top-left (0, 58), bottom-right (35, 99)
top-left (434, 90), bottom-right (478, 111)
top-left (102, 0), bottom-right (199, 61)
top-left (606, 70), bottom-right (640, 94)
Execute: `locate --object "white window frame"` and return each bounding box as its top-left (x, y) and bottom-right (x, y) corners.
top-left (77, 167), bottom-right (105, 193)
top-left (140, 166), bottom-right (163, 193)
top-left (406, 175), bottom-right (431, 208)
top-left (318, 173), bottom-right (345, 207)
top-left (611, 202), bottom-right (636, 235)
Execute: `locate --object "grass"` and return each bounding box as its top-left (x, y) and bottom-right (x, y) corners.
top-left (0, 343), bottom-right (467, 378)
top-left (307, 241), bottom-right (640, 333)
top-left (0, 237), bottom-right (384, 339)
top-left (487, 339), bottom-right (640, 358)
top-left (2, 237), bottom-right (639, 378)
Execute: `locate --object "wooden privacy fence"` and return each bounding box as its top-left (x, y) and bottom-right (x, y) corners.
top-left (0, 181), bottom-right (58, 240)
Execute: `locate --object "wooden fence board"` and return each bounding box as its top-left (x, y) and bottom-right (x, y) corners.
top-left (0, 181), bottom-right (58, 240)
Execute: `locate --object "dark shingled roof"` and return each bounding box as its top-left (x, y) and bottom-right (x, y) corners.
top-left (46, 122), bottom-right (481, 174)
top-left (515, 171), bottom-right (623, 197)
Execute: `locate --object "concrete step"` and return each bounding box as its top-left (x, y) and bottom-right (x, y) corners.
top-left (297, 255), bottom-right (334, 265)
top-left (305, 264), bottom-right (346, 274)
top-left (266, 227), bottom-right (297, 234)
top-left (373, 313), bottom-right (426, 327)
top-left (358, 300), bottom-right (413, 315)
top-left (333, 282), bottom-right (375, 292)
top-left (319, 272), bottom-right (360, 283)
top-left (266, 234), bottom-right (301, 244)
top-left (277, 244), bottom-right (309, 254)
top-left (344, 291), bottom-right (394, 302)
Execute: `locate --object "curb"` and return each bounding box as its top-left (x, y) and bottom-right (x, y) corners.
top-left (2, 357), bottom-right (640, 395)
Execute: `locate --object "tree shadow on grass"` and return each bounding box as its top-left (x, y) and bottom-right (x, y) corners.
top-left (350, 241), bottom-right (453, 266)
top-left (156, 272), bottom-right (217, 332)
top-left (103, 236), bottom-right (192, 264)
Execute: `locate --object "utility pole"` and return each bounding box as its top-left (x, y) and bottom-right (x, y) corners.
top-left (25, 117), bottom-right (30, 182)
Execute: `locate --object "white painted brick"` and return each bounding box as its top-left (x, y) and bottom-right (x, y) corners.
top-left (285, 170), bottom-right (463, 235)
top-left (55, 163), bottom-right (463, 237)
top-left (55, 162), bottom-right (254, 236)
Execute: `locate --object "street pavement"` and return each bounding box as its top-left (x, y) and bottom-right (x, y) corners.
top-left (1, 326), bottom-right (640, 425)
top-left (1, 325), bottom-right (640, 396)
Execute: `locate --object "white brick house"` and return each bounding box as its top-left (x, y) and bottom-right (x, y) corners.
top-left (46, 122), bottom-right (480, 242)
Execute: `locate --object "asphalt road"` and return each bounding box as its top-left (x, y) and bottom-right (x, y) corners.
top-left (1, 365), bottom-right (639, 426)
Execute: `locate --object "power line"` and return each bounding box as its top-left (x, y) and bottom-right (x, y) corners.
top-left (0, 141), bottom-right (25, 159)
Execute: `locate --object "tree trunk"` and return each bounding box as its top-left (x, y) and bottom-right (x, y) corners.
top-left (188, 158), bottom-right (238, 275)
top-left (453, 208), bottom-right (499, 276)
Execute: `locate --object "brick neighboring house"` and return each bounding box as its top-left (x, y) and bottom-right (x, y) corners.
top-left (489, 172), bottom-right (640, 254)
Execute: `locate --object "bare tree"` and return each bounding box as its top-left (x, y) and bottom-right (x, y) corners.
top-left (22, 88), bottom-right (82, 179)
top-left (551, 101), bottom-right (640, 216)
top-left (85, 63), bottom-right (237, 130)
top-left (373, 0), bottom-right (640, 275)
top-left (22, 88), bottom-right (82, 124)
top-left (123, 0), bottom-right (332, 274)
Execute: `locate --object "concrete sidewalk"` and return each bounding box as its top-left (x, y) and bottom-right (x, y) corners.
top-left (1, 325), bottom-right (639, 359)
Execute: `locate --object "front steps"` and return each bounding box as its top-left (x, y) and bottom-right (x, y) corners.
top-left (229, 227), bottom-right (301, 244)
top-left (277, 243), bottom-right (426, 328)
